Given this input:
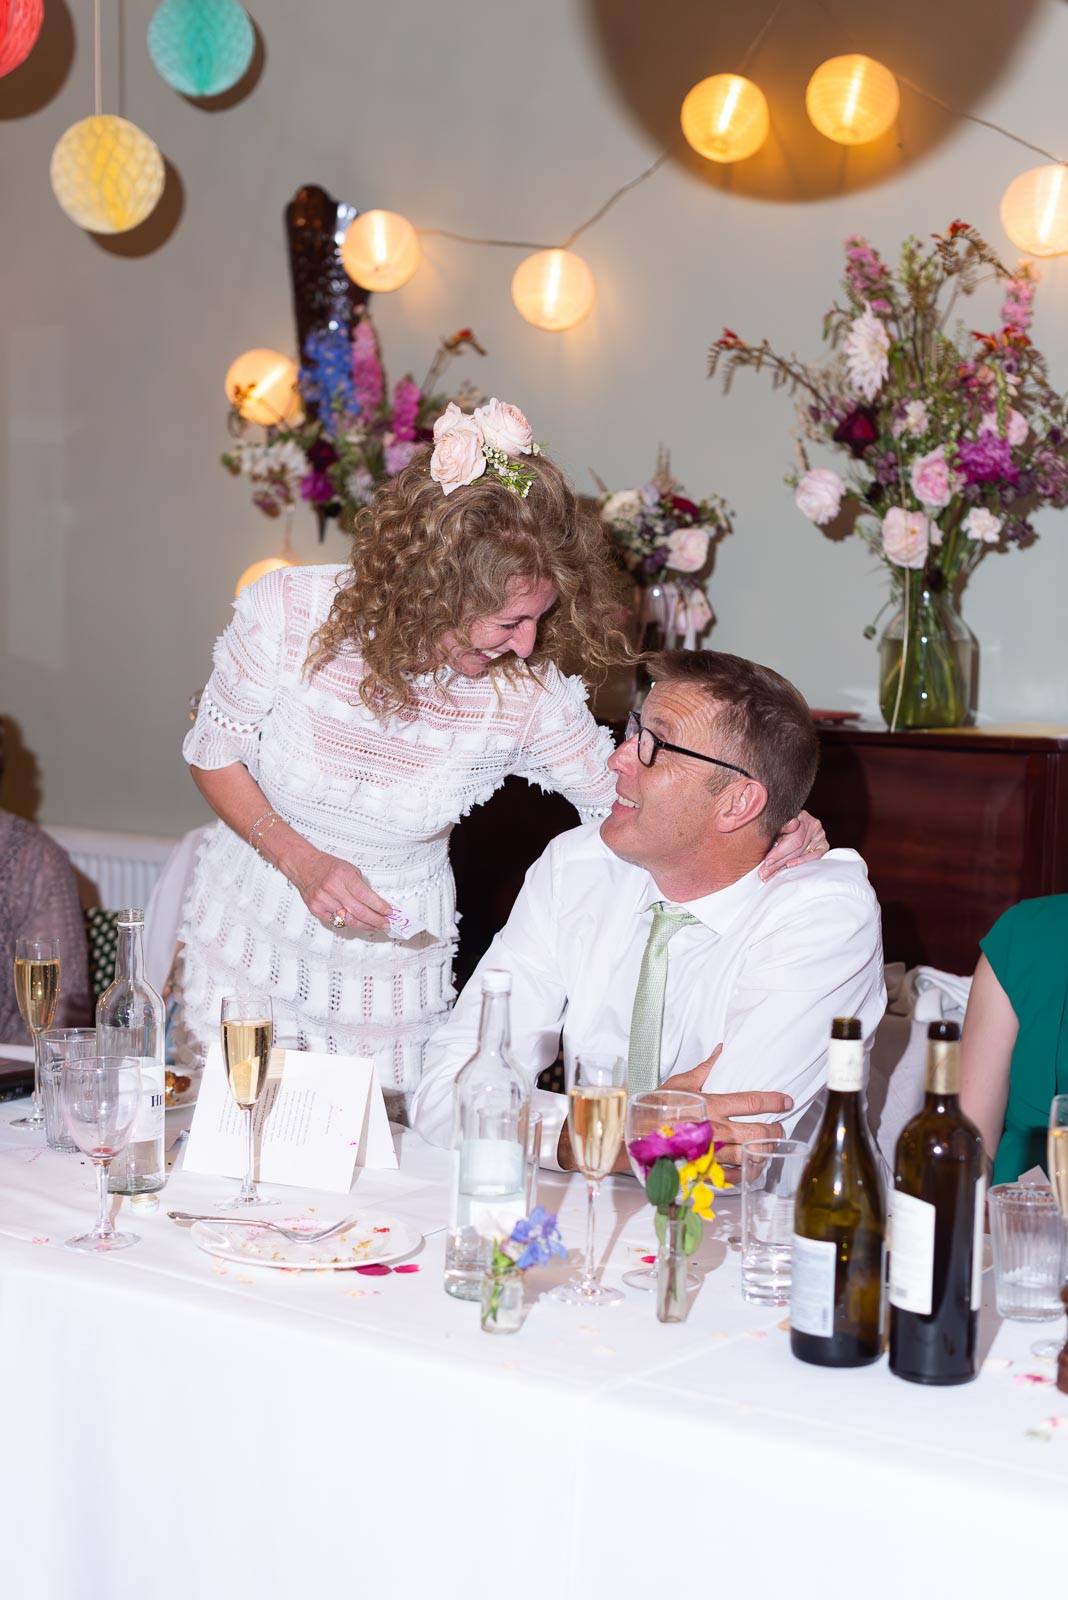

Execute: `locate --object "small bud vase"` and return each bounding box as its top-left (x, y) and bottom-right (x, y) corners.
top-left (656, 1213), bottom-right (690, 1324)
top-left (480, 1270), bottom-right (524, 1334)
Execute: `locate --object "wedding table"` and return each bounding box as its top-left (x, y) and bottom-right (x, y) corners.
top-left (1, 1076), bottom-right (1065, 1600)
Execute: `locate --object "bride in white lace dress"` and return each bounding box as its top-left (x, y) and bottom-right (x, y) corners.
top-left (180, 399), bottom-right (824, 1102)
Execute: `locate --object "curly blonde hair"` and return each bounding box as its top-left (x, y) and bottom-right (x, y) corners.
top-left (306, 445), bottom-right (633, 714)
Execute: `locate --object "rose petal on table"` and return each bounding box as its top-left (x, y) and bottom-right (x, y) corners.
top-left (640, 1255), bottom-right (657, 1264)
top-left (354, 1262), bottom-right (392, 1275)
top-left (393, 1263), bottom-right (420, 1273)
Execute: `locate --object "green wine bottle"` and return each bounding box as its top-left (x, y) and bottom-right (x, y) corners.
top-left (791, 1017), bottom-right (887, 1368)
top-left (889, 1021), bottom-right (985, 1386)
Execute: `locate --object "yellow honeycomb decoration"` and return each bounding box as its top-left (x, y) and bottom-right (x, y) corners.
top-left (50, 115), bottom-right (166, 234)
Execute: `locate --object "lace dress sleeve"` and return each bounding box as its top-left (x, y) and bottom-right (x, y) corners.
top-left (512, 668), bottom-right (617, 821)
top-left (182, 570), bottom-right (288, 774)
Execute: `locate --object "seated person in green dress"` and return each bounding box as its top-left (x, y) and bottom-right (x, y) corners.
top-left (960, 895), bottom-right (1068, 1184)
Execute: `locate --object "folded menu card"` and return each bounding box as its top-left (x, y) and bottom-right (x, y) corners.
top-left (182, 1045), bottom-right (397, 1193)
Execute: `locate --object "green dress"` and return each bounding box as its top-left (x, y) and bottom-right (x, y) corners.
top-left (982, 896), bottom-right (1068, 1185)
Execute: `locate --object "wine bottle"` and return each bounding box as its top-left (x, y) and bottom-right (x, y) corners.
top-left (99, 910), bottom-right (166, 1195)
top-left (444, 970), bottom-right (531, 1300)
top-left (791, 1017), bottom-right (887, 1367)
top-left (889, 1021), bottom-right (985, 1386)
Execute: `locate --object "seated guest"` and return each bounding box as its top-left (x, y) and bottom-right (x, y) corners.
top-left (0, 723), bottom-right (91, 1042)
top-left (960, 895), bottom-right (1068, 1183)
top-left (411, 651), bottom-right (885, 1171)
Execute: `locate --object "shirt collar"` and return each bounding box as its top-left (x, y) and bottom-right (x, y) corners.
top-left (636, 864), bottom-right (766, 937)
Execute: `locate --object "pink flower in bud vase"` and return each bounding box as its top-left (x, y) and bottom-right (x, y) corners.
top-left (881, 507), bottom-right (930, 568)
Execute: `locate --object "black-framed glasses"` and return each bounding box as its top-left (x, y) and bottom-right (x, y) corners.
top-left (623, 712), bottom-right (755, 780)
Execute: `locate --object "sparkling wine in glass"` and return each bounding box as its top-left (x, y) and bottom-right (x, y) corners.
top-left (217, 993), bottom-right (276, 1210)
top-left (1035, 1096), bottom-right (1068, 1362)
top-left (622, 1088), bottom-right (708, 1291)
top-left (61, 1056), bottom-right (143, 1252)
top-left (11, 937), bottom-right (61, 1130)
top-left (550, 1053), bottom-right (627, 1308)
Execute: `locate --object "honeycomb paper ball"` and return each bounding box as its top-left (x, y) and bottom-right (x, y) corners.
top-left (0, 0), bottom-right (44, 78)
top-left (50, 116), bottom-right (166, 234)
top-left (148, 0), bottom-right (254, 98)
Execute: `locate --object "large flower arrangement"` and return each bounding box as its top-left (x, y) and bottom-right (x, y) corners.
top-left (708, 223), bottom-right (1068, 725)
top-left (222, 316), bottom-right (485, 532)
top-left (599, 451), bottom-right (730, 649)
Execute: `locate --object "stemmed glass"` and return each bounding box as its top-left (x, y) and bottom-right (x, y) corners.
top-left (622, 1088), bottom-right (708, 1291)
top-left (550, 1053), bottom-right (627, 1308)
top-left (11, 936), bottom-right (61, 1130)
top-left (61, 1056), bottom-right (143, 1252)
top-left (1034, 1094), bottom-right (1068, 1360)
top-left (217, 992), bottom-right (276, 1210)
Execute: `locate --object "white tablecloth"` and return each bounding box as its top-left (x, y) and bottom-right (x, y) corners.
top-left (1, 1082), bottom-right (1065, 1599)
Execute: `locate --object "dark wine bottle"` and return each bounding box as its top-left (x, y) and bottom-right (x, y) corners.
top-left (790, 1017), bottom-right (887, 1368)
top-left (889, 1020), bottom-right (985, 1386)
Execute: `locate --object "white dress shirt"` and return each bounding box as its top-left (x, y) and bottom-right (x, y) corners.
top-left (410, 822), bottom-right (887, 1165)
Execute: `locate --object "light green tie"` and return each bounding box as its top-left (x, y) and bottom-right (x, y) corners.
top-left (627, 902), bottom-right (700, 1094)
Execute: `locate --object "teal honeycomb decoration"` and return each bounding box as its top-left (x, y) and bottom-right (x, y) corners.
top-left (147, 0), bottom-right (254, 98)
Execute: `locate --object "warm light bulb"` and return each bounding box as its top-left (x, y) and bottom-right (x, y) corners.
top-left (224, 349), bottom-right (302, 426)
top-left (805, 54), bottom-right (899, 146)
top-left (234, 553), bottom-right (299, 598)
top-left (49, 115), bottom-right (166, 233)
top-left (1001, 165), bottom-right (1068, 257)
top-left (340, 209), bottom-right (420, 291)
top-left (511, 249), bottom-right (596, 332)
top-left (680, 73), bottom-right (769, 163)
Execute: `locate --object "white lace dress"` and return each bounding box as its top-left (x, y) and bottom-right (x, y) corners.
top-left (179, 564), bottom-right (616, 1096)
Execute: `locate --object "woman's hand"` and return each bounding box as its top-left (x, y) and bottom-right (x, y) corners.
top-left (296, 851), bottom-right (394, 933)
top-left (758, 810), bottom-right (829, 881)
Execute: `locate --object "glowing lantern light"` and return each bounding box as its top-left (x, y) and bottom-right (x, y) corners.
top-left (805, 54), bottom-right (899, 146)
top-left (50, 116), bottom-right (166, 233)
top-left (234, 553), bottom-right (299, 598)
top-left (147, 0), bottom-right (255, 98)
top-left (340, 210), bottom-right (421, 291)
top-left (680, 73), bottom-right (769, 163)
top-left (1000, 165), bottom-right (1068, 257)
top-left (0, 0), bottom-right (44, 78)
top-left (224, 350), bottom-right (302, 427)
top-left (511, 249), bottom-right (596, 332)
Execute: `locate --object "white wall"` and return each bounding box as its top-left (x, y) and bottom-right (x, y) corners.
top-left (2, 0), bottom-right (1067, 834)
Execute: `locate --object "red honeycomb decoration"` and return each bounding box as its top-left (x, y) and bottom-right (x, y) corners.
top-left (0, 0), bottom-right (44, 78)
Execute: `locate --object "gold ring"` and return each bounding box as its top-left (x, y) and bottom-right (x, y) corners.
top-left (332, 908), bottom-right (348, 929)
top-left (804, 844), bottom-right (820, 854)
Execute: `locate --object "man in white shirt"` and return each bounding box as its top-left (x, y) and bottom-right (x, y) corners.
top-left (411, 650), bottom-right (885, 1171)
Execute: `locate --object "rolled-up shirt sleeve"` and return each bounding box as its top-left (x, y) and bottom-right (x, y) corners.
top-left (182, 571), bottom-right (287, 775)
top-left (410, 838), bottom-right (571, 1158)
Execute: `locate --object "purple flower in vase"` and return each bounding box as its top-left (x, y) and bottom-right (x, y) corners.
top-left (391, 378), bottom-right (422, 443)
top-left (832, 406), bottom-right (879, 458)
top-left (956, 434), bottom-right (1019, 486)
top-left (351, 318), bottom-right (384, 417)
top-left (628, 1120), bottom-right (715, 1175)
top-left (640, 549), bottom-right (669, 576)
top-left (384, 437), bottom-right (419, 476)
top-left (300, 471), bottom-right (335, 504)
top-left (306, 437), bottom-right (339, 472)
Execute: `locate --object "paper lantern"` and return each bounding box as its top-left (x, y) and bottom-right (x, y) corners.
top-left (50, 116), bottom-right (166, 234)
top-left (340, 210), bottom-right (421, 291)
top-left (0, 0), bottom-right (43, 78)
top-left (224, 349), bottom-right (302, 426)
top-left (1000, 165), bottom-right (1068, 257)
top-left (147, 0), bottom-right (255, 98)
top-left (680, 73), bottom-right (769, 163)
top-left (511, 249), bottom-right (596, 332)
top-left (234, 553), bottom-right (298, 598)
top-left (805, 54), bottom-right (899, 146)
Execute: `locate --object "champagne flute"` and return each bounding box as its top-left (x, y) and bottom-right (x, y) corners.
top-left (550, 1053), bottom-right (627, 1308)
top-left (61, 1056), bottom-right (143, 1251)
top-left (622, 1089), bottom-right (708, 1291)
top-left (11, 936), bottom-right (61, 1130)
top-left (217, 992), bottom-right (276, 1210)
top-left (1034, 1095), bottom-right (1068, 1360)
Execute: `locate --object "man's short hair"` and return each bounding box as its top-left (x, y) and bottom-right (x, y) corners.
top-left (644, 650), bottom-right (819, 838)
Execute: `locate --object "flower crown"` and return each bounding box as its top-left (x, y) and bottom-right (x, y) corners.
top-left (430, 398), bottom-right (543, 499)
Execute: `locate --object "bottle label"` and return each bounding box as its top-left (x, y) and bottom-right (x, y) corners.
top-left (888, 1189), bottom-right (936, 1315)
top-left (826, 1039), bottom-right (864, 1093)
top-left (790, 1233), bottom-right (837, 1337)
top-left (131, 1059), bottom-right (165, 1142)
top-left (971, 1175), bottom-right (986, 1311)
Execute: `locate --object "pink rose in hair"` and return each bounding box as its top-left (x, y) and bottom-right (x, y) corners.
top-left (881, 507), bottom-right (930, 569)
top-left (909, 446), bottom-right (955, 509)
top-left (475, 398), bottom-right (534, 457)
top-left (665, 525), bottom-right (710, 573)
top-left (430, 405), bottom-right (487, 495)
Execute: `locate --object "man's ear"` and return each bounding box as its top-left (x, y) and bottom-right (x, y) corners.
top-left (716, 779), bottom-right (769, 835)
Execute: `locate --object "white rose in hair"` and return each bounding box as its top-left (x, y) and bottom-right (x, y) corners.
top-left (430, 428), bottom-right (487, 496)
top-left (433, 400), bottom-right (483, 443)
top-left (665, 525), bottom-right (710, 573)
top-left (475, 398), bottom-right (534, 456)
top-left (794, 467), bottom-right (845, 526)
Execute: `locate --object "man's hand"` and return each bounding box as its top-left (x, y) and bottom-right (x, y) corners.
top-left (665, 1049), bottom-right (793, 1176)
